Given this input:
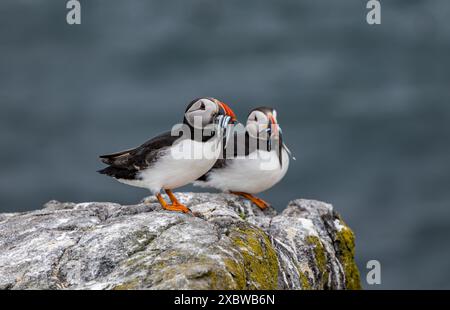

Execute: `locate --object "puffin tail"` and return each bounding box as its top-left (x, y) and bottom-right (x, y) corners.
top-left (97, 166), bottom-right (137, 180)
top-left (99, 147), bottom-right (135, 166)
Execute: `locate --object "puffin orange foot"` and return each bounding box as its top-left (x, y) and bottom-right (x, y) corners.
top-left (156, 193), bottom-right (191, 214)
top-left (230, 191), bottom-right (270, 210)
top-left (163, 203), bottom-right (191, 214)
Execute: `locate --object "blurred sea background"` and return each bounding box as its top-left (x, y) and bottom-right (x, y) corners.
top-left (1, 0), bottom-right (449, 289)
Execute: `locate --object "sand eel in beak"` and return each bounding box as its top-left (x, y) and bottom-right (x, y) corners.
top-left (194, 106), bottom-right (294, 210)
top-left (98, 97), bottom-right (237, 214)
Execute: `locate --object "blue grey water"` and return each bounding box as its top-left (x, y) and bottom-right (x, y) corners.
top-left (1, 0), bottom-right (449, 289)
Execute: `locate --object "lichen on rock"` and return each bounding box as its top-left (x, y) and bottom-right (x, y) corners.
top-left (330, 217), bottom-right (362, 290)
top-left (0, 193), bottom-right (361, 290)
top-left (227, 224), bottom-right (279, 289)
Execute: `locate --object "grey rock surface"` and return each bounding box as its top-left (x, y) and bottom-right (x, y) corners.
top-left (0, 193), bottom-right (361, 290)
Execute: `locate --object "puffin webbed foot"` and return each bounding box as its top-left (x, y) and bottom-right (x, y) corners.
top-left (156, 190), bottom-right (192, 214)
top-left (230, 191), bottom-right (270, 210)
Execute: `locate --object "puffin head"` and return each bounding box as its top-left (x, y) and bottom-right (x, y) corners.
top-left (246, 106), bottom-right (280, 140)
top-left (184, 97), bottom-right (237, 130)
top-left (246, 106), bottom-right (284, 167)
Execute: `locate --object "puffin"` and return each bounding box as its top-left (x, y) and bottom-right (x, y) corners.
top-left (194, 106), bottom-right (294, 210)
top-left (98, 97), bottom-right (237, 214)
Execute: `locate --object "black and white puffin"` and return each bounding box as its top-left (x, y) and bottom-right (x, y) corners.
top-left (194, 106), bottom-right (294, 209)
top-left (98, 98), bottom-right (237, 213)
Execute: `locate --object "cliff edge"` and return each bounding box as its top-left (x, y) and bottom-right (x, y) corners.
top-left (0, 193), bottom-right (361, 290)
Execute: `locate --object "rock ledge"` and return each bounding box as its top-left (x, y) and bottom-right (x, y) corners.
top-left (0, 193), bottom-right (361, 290)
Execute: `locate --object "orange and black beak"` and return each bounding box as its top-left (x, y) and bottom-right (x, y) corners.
top-left (267, 112), bottom-right (279, 138)
top-left (211, 98), bottom-right (237, 148)
top-left (267, 110), bottom-right (283, 167)
top-left (213, 98), bottom-right (238, 125)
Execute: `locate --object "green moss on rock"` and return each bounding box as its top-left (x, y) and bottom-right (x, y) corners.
top-left (306, 235), bottom-right (329, 288)
top-left (113, 279), bottom-right (139, 290)
top-left (306, 236), bottom-right (327, 273)
top-left (334, 220), bottom-right (362, 290)
top-left (227, 225), bottom-right (279, 289)
top-left (299, 271), bottom-right (311, 290)
top-left (223, 257), bottom-right (246, 289)
top-left (148, 252), bottom-right (240, 289)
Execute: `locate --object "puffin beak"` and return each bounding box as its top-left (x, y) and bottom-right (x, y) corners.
top-left (216, 100), bottom-right (237, 148)
top-left (267, 112), bottom-right (283, 167)
top-left (268, 113), bottom-right (279, 138)
top-left (217, 101), bottom-right (237, 124)
top-left (213, 100), bottom-right (237, 148)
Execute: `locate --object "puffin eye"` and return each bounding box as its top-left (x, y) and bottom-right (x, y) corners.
top-left (199, 102), bottom-right (205, 110)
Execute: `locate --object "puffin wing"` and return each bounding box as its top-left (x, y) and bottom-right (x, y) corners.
top-left (98, 131), bottom-right (181, 177)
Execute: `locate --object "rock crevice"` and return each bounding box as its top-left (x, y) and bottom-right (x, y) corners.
top-left (0, 193), bottom-right (361, 290)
